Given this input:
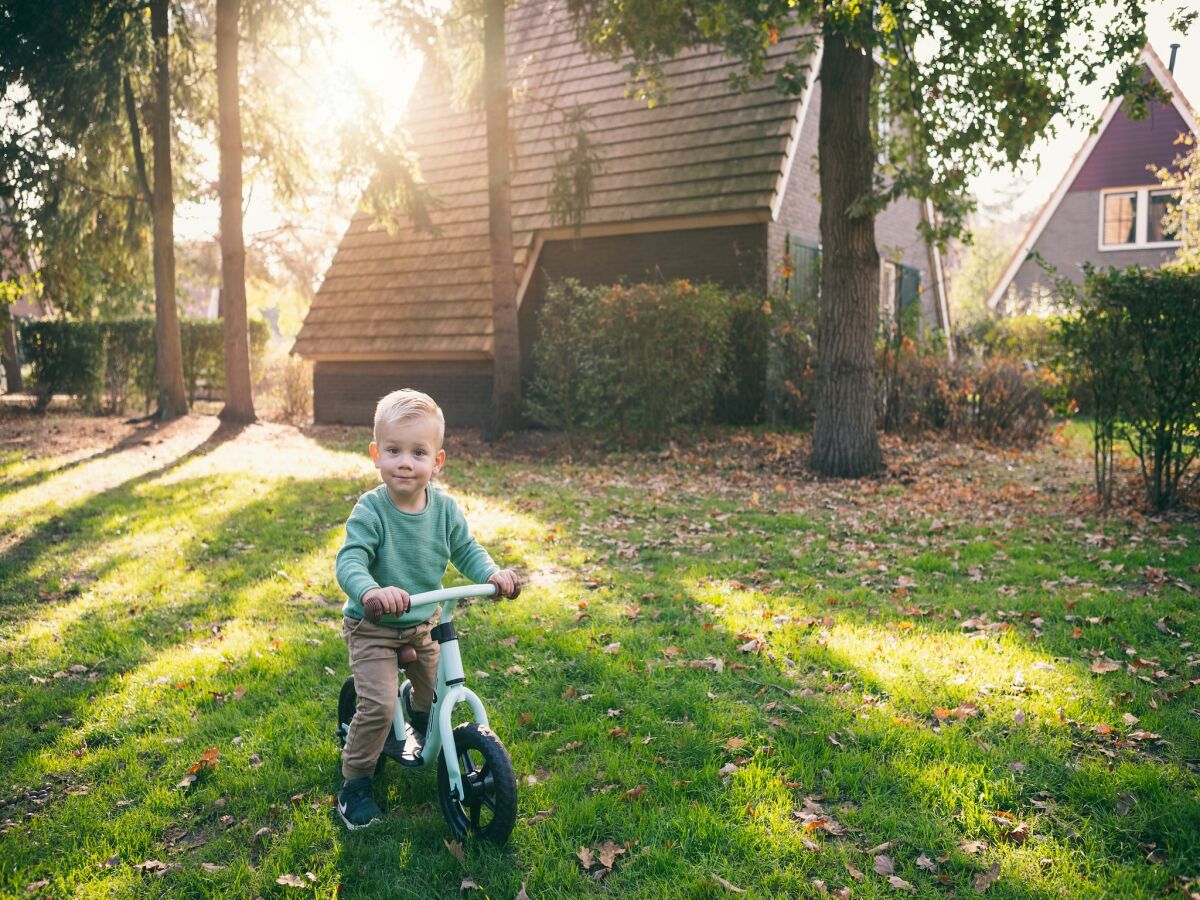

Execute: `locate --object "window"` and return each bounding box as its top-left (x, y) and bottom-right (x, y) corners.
top-left (1102, 192), bottom-right (1137, 245)
top-left (1099, 186), bottom-right (1182, 250)
top-left (1148, 189), bottom-right (1179, 243)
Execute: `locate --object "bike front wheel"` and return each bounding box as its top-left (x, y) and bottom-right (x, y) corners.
top-left (436, 722), bottom-right (518, 845)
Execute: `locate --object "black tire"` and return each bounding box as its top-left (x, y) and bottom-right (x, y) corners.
top-left (437, 723), bottom-right (518, 845)
top-left (336, 677), bottom-right (387, 777)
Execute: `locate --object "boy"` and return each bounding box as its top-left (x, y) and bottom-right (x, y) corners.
top-left (334, 389), bottom-right (520, 830)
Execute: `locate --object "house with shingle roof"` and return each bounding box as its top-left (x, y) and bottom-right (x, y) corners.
top-left (294, 0), bottom-right (950, 426)
top-left (986, 45), bottom-right (1197, 312)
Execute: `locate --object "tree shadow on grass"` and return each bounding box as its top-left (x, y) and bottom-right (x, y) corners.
top-left (0, 421), bottom-right (171, 497)
top-left (0, 419), bottom-right (246, 580)
top-left (0, 475), bottom-right (384, 897)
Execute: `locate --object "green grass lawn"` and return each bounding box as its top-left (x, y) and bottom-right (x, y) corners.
top-left (0, 414), bottom-right (1197, 899)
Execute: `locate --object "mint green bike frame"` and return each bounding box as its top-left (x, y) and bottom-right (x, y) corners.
top-left (391, 583), bottom-right (497, 802)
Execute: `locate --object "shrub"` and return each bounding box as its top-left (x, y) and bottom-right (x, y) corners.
top-left (18, 317), bottom-right (269, 415)
top-left (764, 290), bottom-right (819, 428)
top-left (714, 292), bottom-right (770, 425)
top-left (18, 320), bottom-right (106, 411)
top-left (256, 352), bottom-right (312, 425)
top-left (878, 337), bottom-right (1052, 445)
top-left (955, 314), bottom-right (1062, 367)
top-left (526, 279), bottom-right (732, 444)
top-left (1057, 265), bottom-right (1200, 510)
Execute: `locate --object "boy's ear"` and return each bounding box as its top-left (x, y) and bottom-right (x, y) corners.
top-left (369, 441), bottom-right (380, 464)
top-left (433, 448), bottom-right (446, 473)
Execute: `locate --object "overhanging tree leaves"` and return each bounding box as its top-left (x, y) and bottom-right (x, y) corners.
top-left (565, 0), bottom-right (1159, 475)
top-left (0, 0), bottom-right (191, 418)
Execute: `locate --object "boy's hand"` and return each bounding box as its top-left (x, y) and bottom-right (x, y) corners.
top-left (362, 586), bottom-right (412, 623)
top-left (487, 569), bottom-right (521, 599)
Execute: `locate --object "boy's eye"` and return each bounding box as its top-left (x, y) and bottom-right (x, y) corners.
top-left (414, 450), bottom-right (425, 457)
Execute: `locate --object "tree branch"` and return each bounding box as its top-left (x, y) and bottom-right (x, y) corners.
top-left (122, 74), bottom-right (153, 207)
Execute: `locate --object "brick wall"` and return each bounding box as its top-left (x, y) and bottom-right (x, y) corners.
top-left (313, 360), bottom-right (493, 426)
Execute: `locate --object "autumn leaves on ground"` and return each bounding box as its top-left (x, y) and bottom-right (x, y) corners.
top-left (0, 412), bottom-right (1197, 899)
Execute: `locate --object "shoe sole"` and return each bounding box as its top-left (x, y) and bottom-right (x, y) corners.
top-left (338, 803), bottom-right (382, 830)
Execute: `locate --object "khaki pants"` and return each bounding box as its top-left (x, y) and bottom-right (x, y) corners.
top-left (341, 614), bottom-right (440, 781)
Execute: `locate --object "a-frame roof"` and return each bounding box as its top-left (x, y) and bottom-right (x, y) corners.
top-left (294, 0), bottom-right (817, 361)
top-left (985, 45), bottom-right (1198, 310)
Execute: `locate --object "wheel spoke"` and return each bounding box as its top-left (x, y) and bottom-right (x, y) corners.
top-left (460, 752), bottom-right (476, 776)
top-left (469, 800), bottom-right (481, 828)
top-left (481, 794), bottom-right (496, 813)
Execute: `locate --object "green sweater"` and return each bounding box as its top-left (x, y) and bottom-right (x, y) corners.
top-left (335, 484), bottom-right (499, 628)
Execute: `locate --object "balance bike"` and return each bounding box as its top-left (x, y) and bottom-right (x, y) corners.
top-left (336, 583), bottom-right (518, 844)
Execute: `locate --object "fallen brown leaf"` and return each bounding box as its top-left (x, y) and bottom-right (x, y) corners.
top-left (888, 874), bottom-right (916, 893)
top-left (444, 838), bottom-right (465, 864)
top-left (577, 847), bottom-right (595, 871)
top-left (276, 873), bottom-right (307, 888)
top-left (597, 840), bottom-right (627, 869)
top-left (973, 862), bottom-right (1000, 893)
top-left (874, 854), bottom-right (895, 876)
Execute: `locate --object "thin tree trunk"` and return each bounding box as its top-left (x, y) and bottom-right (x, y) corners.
top-left (0, 303), bottom-right (21, 392)
top-left (811, 22), bottom-right (882, 477)
top-left (216, 0), bottom-right (255, 422)
top-left (150, 0), bottom-right (188, 418)
top-left (482, 0), bottom-right (521, 440)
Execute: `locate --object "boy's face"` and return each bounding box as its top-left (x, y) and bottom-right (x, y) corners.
top-left (369, 415), bottom-right (445, 510)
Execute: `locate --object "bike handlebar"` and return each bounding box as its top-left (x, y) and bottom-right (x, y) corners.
top-left (406, 583), bottom-right (498, 610)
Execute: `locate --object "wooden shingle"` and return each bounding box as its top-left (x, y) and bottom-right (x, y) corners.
top-left (294, 0), bottom-right (815, 360)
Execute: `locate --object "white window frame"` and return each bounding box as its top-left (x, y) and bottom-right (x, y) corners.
top-left (1098, 185), bottom-right (1182, 251)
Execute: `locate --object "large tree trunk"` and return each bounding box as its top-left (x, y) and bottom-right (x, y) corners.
top-left (216, 0), bottom-right (255, 422)
top-left (0, 303), bottom-right (21, 392)
top-left (482, 0), bottom-right (521, 440)
top-left (811, 23), bottom-right (882, 477)
top-left (150, 0), bottom-right (188, 419)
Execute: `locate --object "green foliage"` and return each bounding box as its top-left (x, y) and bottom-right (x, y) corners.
top-left (713, 292), bottom-right (771, 426)
top-left (879, 337), bottom-right (1053, 445)
top-left (547, 105), bottom-right (603, 238)
top-left (955, 314), bottom-right (1062, 368)
top-left (949, 225), bottom-right (1020, 322)
top-left (1153, 134), bottom-right (1199, 272)
top-left (564, 0), bottom-right (1155, 242)
top-left (17, 320), bottom-right (106, 412)
top-left (18, 318), bottom-right (268, 415)
top-left (1057, 266), bottom-right (1200, 511)
top-left (526, 279), bottom-right (732, 444)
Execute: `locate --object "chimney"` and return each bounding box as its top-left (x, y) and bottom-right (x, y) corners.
top-left (1168, 43), bottom-right (1180, 74)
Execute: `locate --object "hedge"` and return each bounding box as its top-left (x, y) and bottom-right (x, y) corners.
top-left (18, 317), bottom-right (269, 413)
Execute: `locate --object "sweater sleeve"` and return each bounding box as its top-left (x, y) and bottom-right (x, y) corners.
top-left (335, 500), bottom-right (383, 604)
top-left (446, 499), bottom-right (500, 585)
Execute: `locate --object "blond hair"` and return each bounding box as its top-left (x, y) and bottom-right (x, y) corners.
top-left (373, 389), bottom-right (445, 447)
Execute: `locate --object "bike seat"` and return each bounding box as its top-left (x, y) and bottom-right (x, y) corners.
top-left (397, 645), bottom-right (418, 666)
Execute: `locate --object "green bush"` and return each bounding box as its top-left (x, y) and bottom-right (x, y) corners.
top-left (18, 317), bottom-right (269, 415)
top-left (1057, 265), bottom-right (1200, 511)
top-left (526, 279), bottom-right (732, 444)
top-left (955, 314), bottom-right (1062, 367)
top-left (18, 320), bottom-right (106, 411)
top-left (714, 292), bottom-right (770, 425)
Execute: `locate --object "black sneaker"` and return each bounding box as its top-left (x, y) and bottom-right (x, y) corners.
top-left (337, 776), bottom-right (382, 830)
